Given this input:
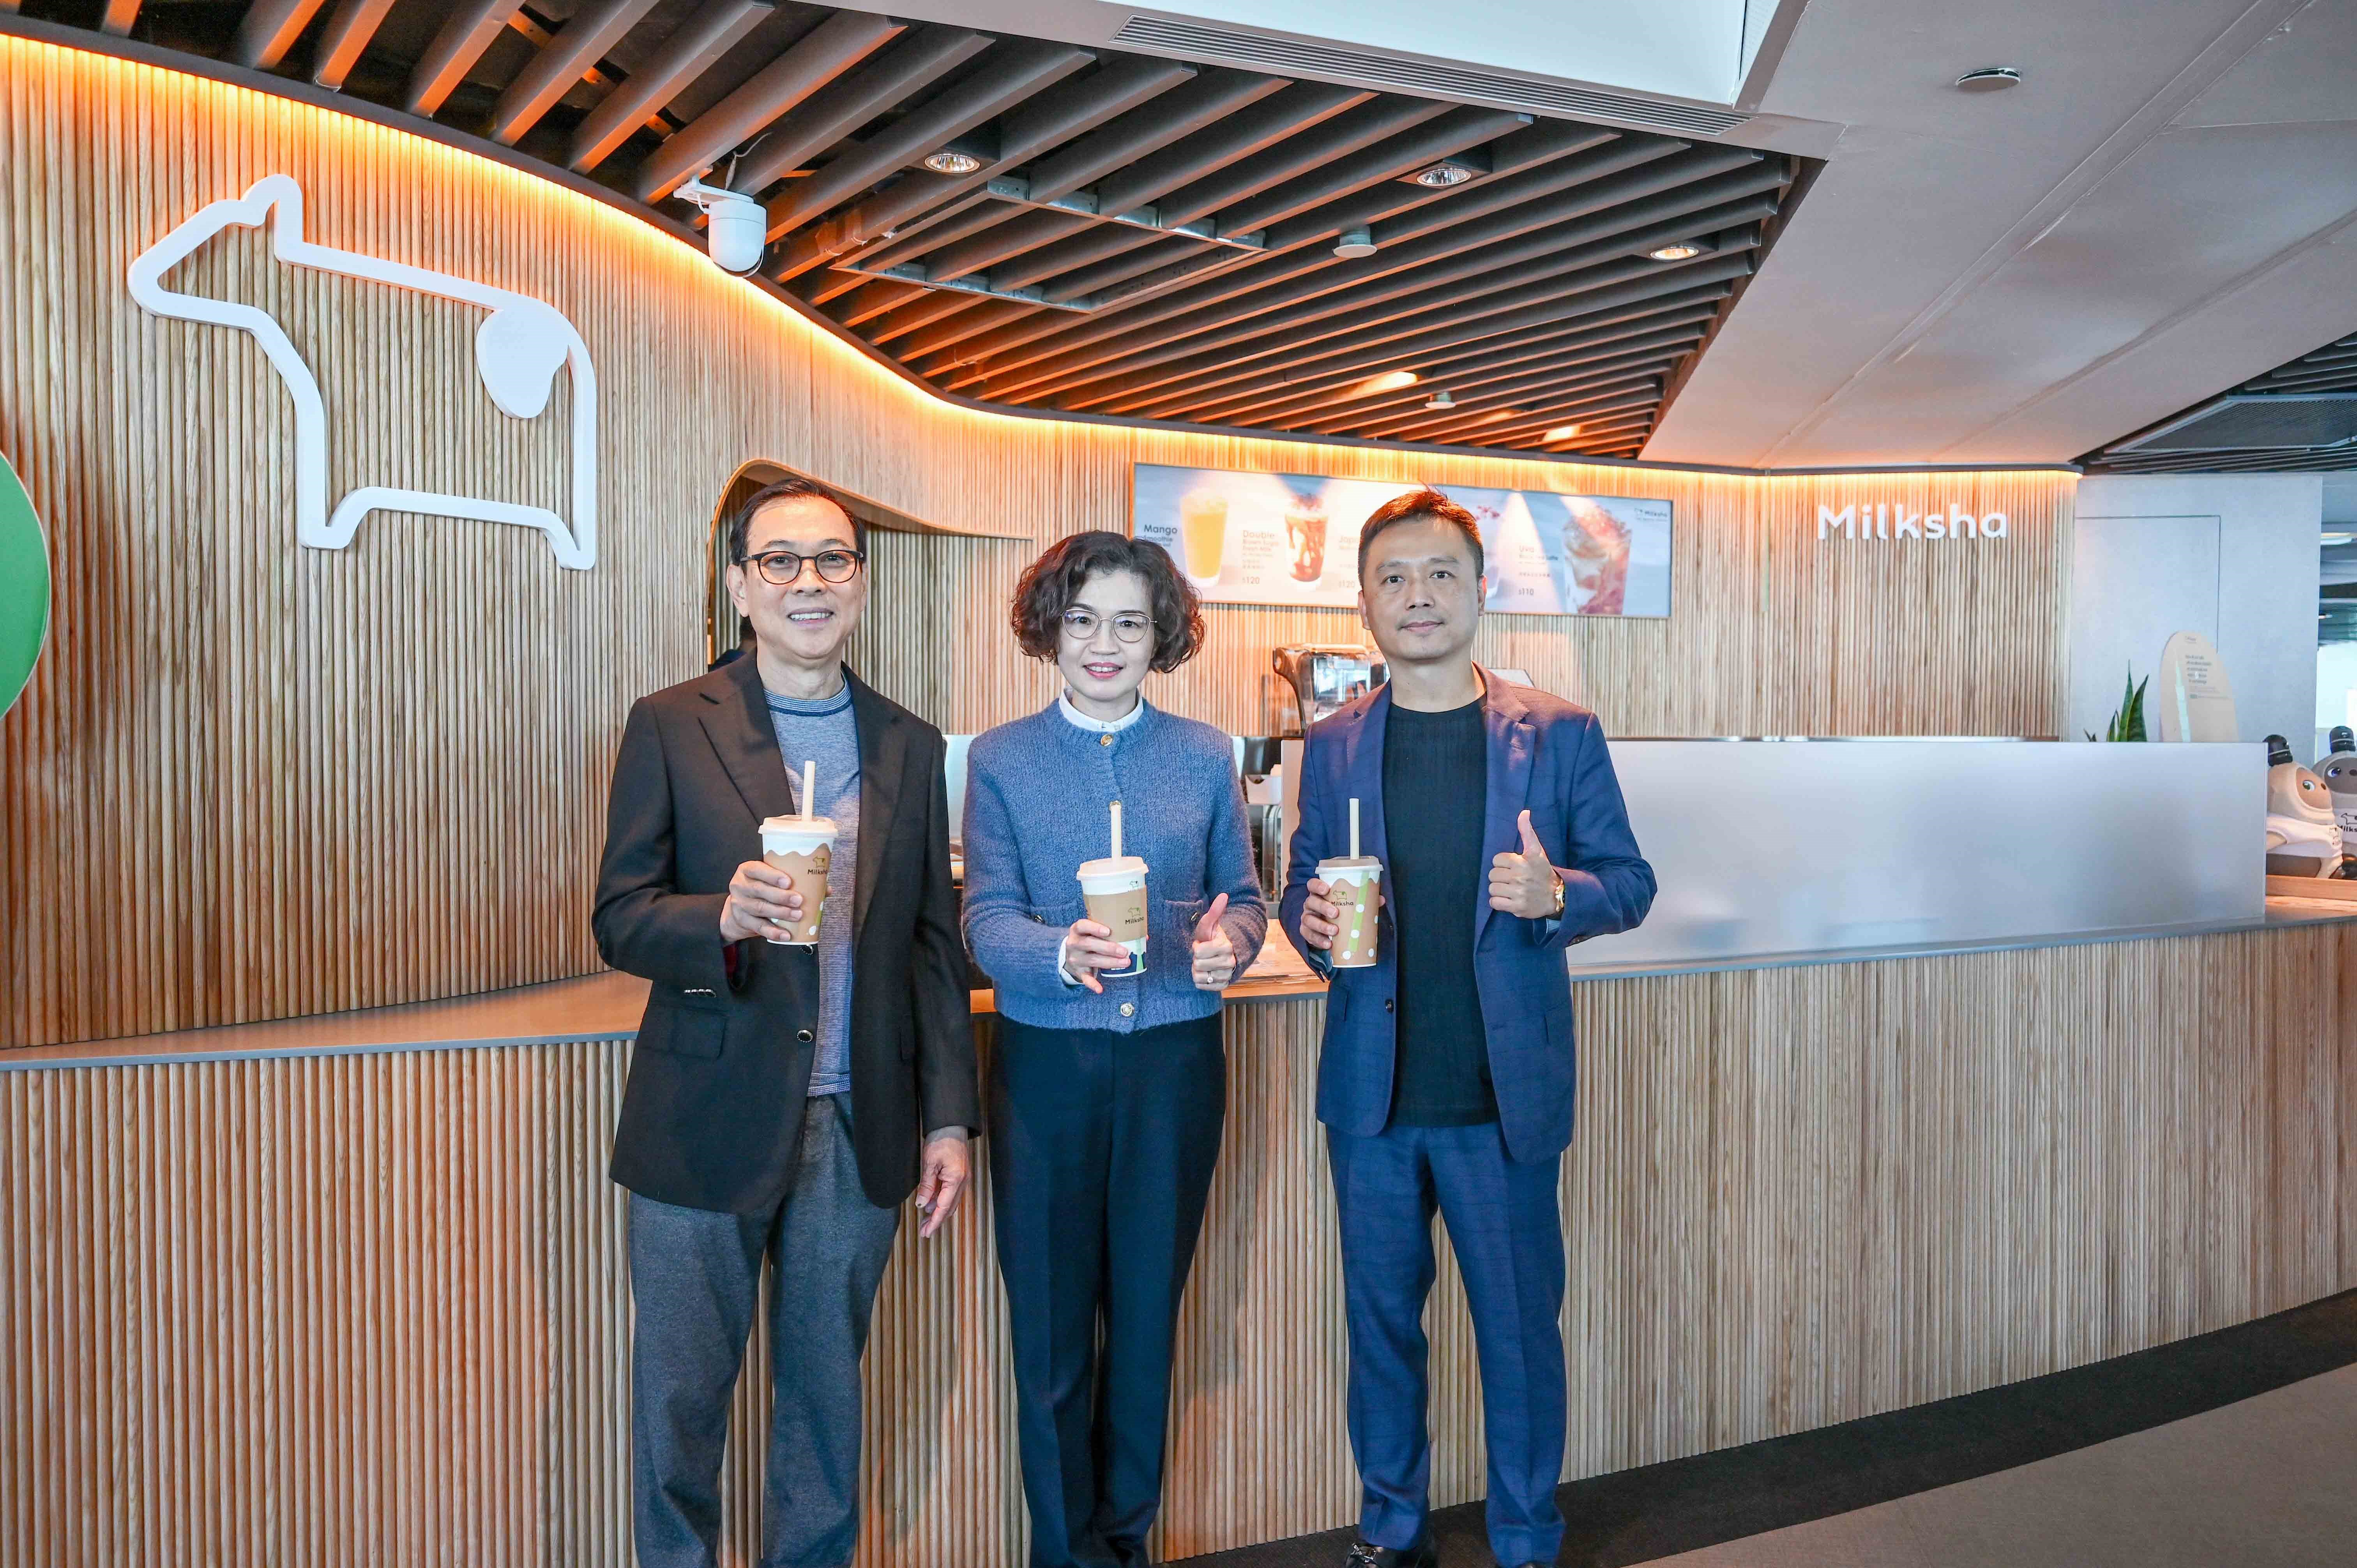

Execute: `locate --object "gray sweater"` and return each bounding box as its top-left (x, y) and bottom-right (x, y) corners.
top-left (765, 684), bottom-right (859, 1095)
top-left (961, 699), bottom-right (1267, 1033)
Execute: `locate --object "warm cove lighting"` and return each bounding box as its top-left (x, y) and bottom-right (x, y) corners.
top-left (9, 32), bottom-right (876, 393)
top-left (14, 36), bottom-right (1491, 467)
top-left (1348, 369), bottom-right (1420, 398)
top-left (8, 37), bottom-right (2093, 507)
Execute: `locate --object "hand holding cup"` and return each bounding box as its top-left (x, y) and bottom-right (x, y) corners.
top-left (721, 860), bottom-right (805, 943)
top-left (1299, 878), bottom-right (1342, 950)
top-left (1061, 918), bottom-right (1136, 994)
top-left (1190, 893), bottom-right (1234, 991)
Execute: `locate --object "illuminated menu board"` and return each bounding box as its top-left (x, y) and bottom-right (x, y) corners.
top-left (1131, 463), bottom-right (1671, 618)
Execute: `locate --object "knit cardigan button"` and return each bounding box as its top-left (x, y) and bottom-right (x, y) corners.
top-left (1099, 734), bottom-right (1112, 747)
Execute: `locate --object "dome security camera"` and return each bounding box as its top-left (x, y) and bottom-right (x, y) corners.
top-left (673, 176), bottom-right (765, 276)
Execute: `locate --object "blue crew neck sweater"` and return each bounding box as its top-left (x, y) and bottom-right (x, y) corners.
top-left (961, 699), bottom-right (1267, 1033)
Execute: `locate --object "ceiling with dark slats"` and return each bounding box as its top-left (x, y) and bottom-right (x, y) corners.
top-left (23, 0), bottom-right (1809, 459)
top-left (2082, 332), bottom-right (2357, 474)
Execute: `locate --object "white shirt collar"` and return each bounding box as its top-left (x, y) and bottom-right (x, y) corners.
top-left (1059, 690), bottom-right (1147, 733)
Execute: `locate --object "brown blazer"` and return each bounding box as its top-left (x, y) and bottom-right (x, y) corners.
top-left (593, 655), bottom-right (977, 1213)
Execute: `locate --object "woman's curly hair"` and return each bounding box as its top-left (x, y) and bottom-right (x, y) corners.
top-left (1010, 530), bottom-right (1205, 674)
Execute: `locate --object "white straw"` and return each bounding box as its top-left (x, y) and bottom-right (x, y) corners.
top-left (1111, 799), bottom-right (1123, 859)
top-left (1349, 796), bottom-right (1360, 860)
top-left (802, 760), bottom-right (815, 821)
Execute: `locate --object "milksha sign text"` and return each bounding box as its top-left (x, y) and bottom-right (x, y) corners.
top-left (1817, 502), bottom-right (2009, 542)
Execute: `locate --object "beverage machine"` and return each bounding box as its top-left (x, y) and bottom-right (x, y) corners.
top-left (1242, 645), bottom-right (1388, 897)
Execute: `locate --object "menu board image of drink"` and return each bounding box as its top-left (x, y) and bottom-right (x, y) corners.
top-left (1131, 464), bottom-right (1671, 617)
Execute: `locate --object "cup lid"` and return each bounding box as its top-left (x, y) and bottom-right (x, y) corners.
top-left (1318, 855), bottom-right (1382, 872)
top-left (761, 814), bottom-right (837, 837)
top-left (1076, 855), bottom-right (1148, 879)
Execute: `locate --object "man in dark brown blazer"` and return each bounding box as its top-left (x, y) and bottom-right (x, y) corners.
top-left (594, 475), bottom-right (977, 1568)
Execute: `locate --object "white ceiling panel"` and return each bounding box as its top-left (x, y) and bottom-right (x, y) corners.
top-left (1806, 119), bottom-right (2357, 460)
top-left (1111, 1), bottom-right (1751, 104)
top-left (2172, 2), bottom-right (2357, 128)
top-left (1646, 0), bottom-right (2357, 466)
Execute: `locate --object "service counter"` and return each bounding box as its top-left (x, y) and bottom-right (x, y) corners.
top-left (9, 887), bottom-right (2356, 1567)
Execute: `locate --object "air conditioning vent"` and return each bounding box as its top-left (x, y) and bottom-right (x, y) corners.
top-left (1110, 16), bottom-right (1751, 137)
top-left (2117, 394), bottom-right (2357, 453)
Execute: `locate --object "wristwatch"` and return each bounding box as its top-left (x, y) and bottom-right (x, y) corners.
top-left (1546, 870), bottom-right (1565, 919)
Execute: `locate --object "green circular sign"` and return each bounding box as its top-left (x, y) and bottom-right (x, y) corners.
top-left (0, 452), bottom-right (49, 718)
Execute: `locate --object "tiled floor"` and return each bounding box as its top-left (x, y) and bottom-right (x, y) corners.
top-left (1644, 1365), bottom-right (2357, 1567)
top-left (1174, 1289), bottom-right (2357, 1568)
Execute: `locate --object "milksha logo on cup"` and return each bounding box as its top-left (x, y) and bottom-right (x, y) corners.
top-left (0, 452), bottom-right (47, 719)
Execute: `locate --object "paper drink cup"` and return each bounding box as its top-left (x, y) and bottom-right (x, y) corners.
top-left (1318, 856), bottom-right (1382, 968)
top-left (1076, 855), bottom-right (1150, 977)
top-left (760, 816), bottom-right (836, 945)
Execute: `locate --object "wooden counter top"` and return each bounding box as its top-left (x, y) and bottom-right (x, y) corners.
top-left (0, 961), bottom-right (1329, 1071)
top-left (11, 899), bottom-right (2348, 1071)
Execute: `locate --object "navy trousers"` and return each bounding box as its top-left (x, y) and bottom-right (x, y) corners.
top-left (1327, 1120), bottom-right (1569, 1567)
top-left (989, 1013), bottom-right (1227, 1568)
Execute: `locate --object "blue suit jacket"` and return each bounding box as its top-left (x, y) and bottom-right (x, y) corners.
top-left (1278, 671), bottom-right (1656, 1162)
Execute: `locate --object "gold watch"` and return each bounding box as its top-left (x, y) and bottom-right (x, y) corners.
top-left (1546, 872), bottom-right (1565, 919)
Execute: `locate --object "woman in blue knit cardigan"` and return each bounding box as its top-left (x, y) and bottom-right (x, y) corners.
top-left (962, 530), bottom-right (1267, 1568)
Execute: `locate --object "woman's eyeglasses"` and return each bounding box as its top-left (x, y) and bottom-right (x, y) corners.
top-left (746, 547), bottom-right (866, 585)
top-left (1060, 609), bottom-right (1154, 644)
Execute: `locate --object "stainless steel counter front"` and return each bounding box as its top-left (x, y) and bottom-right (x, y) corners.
top-left (1571, 738), bottom-right (2267, 973)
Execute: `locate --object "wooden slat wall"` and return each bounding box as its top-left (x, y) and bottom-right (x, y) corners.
top-left (8, 926), bottom-right (2354, 1567)
top-left (0, 35), bottom-right (2074, 1049)
top-left (855, 453), bottom-right (2074, 743)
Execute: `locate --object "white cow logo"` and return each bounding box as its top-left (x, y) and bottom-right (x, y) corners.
top-left (127, 174), bottom-right (599, 570)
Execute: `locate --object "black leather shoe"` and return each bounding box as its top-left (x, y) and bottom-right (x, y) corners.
top-left (1344, 1539), bottom-right (1437, 1568)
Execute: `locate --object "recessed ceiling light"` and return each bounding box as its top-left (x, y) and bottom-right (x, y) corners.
top-left (2325, 532), bottom-right (2354, 546)
top-left (1422, 389), bottom-right (1457, 411)
top-left (1645, 239), bottom-right (1712, 261)
top-left (1412, 162), bottom-right (1474, 188)
top-left (922, 149), bottom-right (982, 174)
top-left (1956, 66), bottom-right (2022, 92)
top-left (1348, 369), bottom-right (1419, 398)
top-left (1332, 227), bottom-right (1377, 258)
top-left (1542, 424), bottom-right (1582, 441)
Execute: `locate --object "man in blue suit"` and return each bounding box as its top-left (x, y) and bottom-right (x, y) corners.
top-left (1280, 489), bottom-right (1655, 1568)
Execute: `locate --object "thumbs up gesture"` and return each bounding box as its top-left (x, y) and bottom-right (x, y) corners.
top-left (1190, 892), bottom-right (1236, 992)
top-left (1489, 809), bottom-right (1564, 920)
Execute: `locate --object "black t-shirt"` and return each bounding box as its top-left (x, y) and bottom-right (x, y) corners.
top-left (1380, 698), bottom-right (1496, 1127)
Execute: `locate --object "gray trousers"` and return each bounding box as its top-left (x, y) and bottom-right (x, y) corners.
top-left (629, 1094), bottom-right (901, 1568)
